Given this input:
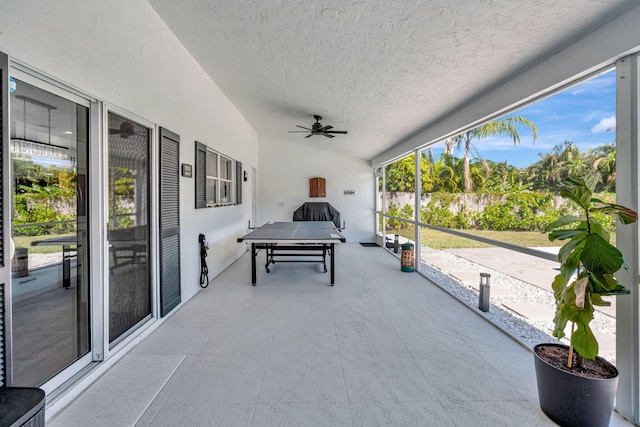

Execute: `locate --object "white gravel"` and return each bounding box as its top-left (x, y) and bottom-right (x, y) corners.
top-left (418, 249), bottom-right (617, 364)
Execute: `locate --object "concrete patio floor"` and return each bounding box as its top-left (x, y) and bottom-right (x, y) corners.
top-left (48, 243), bottom-right (632, 426)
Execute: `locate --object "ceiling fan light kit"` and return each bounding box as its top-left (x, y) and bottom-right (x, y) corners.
top-left (288, 115), bottom-right (347, 138)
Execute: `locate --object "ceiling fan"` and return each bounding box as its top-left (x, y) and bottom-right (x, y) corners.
top-left (288, 115), bottom-right (347, 138)
top-left (108, 121), bottom-right (136, 138)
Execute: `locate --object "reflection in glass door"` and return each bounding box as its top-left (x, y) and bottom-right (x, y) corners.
top-left (107, 113), bottom-right (151, 344)
top-left (10, 79), bottom-right (90, 386)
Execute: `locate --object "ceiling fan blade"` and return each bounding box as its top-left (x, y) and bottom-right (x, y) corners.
top-left (109, 121), bottom-right (135, 138)
top-left (288, 117), bottom-right (347, 138)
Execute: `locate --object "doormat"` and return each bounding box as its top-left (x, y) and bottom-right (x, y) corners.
top-left (359, 242), bottom-right (379, 247)
top-left (48, 354), bottom-right (185, 427)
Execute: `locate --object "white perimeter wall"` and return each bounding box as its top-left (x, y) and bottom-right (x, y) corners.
top-left (0, 0), bottom-right (258, 302)
top-left (258, 136), bottom-right (375, 243)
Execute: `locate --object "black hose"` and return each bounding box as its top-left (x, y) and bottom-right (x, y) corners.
top-left (199, 234), bottom-right (209, 288)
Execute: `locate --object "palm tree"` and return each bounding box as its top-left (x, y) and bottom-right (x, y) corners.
top-left (481, 160), bottom-right (520, 191)
top-left (523, 141), bottom-right (592, 191)
top-left (427, 147), bottom-right (434, 164)
top-left (444, 138), bottom-right (455, 155)
top-left (432, 156), bottom-right (458, 192)
top-left (452, 117), bottom-right (538, 192)
top-left (589, 144), bottom-right (616, 191)
top-left (523, 143), bottom-right (565, 191)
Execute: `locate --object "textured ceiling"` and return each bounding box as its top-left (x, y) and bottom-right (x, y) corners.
top-left (148, 0), bottom-right (637, 161)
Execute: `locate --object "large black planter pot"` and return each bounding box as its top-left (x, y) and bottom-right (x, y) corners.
top-left (534, 343), bottom-right (618, 427)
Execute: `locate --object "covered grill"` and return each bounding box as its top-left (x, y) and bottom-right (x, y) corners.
top-left (293, 202), bottom-right (341, 228)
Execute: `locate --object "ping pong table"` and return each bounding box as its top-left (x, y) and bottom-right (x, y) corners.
top-left (31, 235), bottom-right (78, 289)
top-left (237, 221), bottom-right (346, 285)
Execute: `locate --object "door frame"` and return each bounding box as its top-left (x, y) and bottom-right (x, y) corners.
top-left (1, 51), bottom-right (12, 387)
top-left (6, 65), bottom-right (97, 394)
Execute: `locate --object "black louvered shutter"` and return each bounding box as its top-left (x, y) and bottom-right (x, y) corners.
top-left (236, 161), bottom-right (242, 204)
top-left (159, 127), bottom-right (181, 317)
top-left (195, 141), bottom-right (207, 209)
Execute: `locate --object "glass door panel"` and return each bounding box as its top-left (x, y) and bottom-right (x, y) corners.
top-left (107, 112), bottom-right (151, 344)
top-left (10, 79), bottom-right (90, 386)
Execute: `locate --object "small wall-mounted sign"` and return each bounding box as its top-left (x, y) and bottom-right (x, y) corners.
top-left (181, 163), bottom-right (192, 178)
top-left (343, 190), bottom-right (355, 196)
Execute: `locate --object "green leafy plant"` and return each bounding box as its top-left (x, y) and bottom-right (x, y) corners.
top-left (544, 171), bottom-right (637, 365)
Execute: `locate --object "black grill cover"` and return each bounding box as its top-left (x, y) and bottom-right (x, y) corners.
top-left (293, 202), bottom-right (341, 228)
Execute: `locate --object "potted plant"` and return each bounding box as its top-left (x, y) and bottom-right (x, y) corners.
top-left (535, 171), bottom-right (637, 427)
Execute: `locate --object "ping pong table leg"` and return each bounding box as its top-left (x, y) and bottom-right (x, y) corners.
top-left (251, 243), bottom-right (257, 285)
top-left (63, 245), bottom-right (71, 289)
top-left (265, 244), bottom-right (272, 273)
top-left (330, 243), bottom-right (335, 286)
top-left (322, 246), bottom-right (327, 273)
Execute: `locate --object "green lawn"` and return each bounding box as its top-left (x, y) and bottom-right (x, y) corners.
top-left (13, 233), bottom-right (75, 254)
top-left (390, 228), bottom-right (615, 250)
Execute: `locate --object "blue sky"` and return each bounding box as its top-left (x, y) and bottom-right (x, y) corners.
top-left (427, 68), bottom-right (617, 168)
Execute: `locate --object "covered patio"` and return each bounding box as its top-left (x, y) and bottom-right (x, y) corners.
top-left (2, 1), bottom-right (640, 425)
top-left (48, 244), bottom-right (631, 426)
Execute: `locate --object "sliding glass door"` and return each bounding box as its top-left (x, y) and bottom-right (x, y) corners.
top-left (9, 78), bottom-right (90, 387)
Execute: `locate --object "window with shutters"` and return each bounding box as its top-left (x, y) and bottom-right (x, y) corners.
top-left (195, 141), bottom-right (241, 208)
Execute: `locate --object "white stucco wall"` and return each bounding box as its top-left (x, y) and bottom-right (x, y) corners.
top-left (0, 0), bottom-right (258, 302)
top-left (258, 135), bottom-right (375, 243)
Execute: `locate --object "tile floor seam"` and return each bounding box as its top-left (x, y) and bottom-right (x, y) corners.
top-left (474, 350), bottom-right (530, 402)
top-left (392, 266), bottom-right (474, 358)
top-left (349, 263), bottom-right (460, 422)
top-left (136, 354), bottom-right (196, 427)
top-left (414, 264), bottom-right (537, 354)
top-left (386, 260), bottom-right (533, 404)
top-left (248, 292), bottom-right (283, 426)
top-left (406, 347), bottom-right (474, 417)
top-left (328, 283), bottom-right (356, 426)
top-left (359, 268), bottom-right (413, 356)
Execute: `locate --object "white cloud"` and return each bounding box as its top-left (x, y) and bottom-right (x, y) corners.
top-left (591, 116), bottom-right (616, 133)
